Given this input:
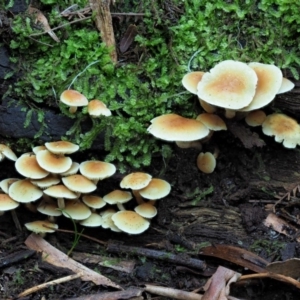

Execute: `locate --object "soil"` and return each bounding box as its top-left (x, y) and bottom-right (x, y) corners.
top-left (2, 2), bottom-right (300, 300)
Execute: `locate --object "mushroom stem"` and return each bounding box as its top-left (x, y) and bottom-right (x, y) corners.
top-left (148, 200), bottom-right (157, 206)
top-left (69, 106), bottom-right (77, 114)
top-left (132, 190), bottom-right (144, 204)
top-left (224, 109), bottom-right (236, 119)
top-left (117, 203), bottom-right (126, 211)
top-left (57, 198), bottom-right (65, 209)
top-left (25, 202), bottom-right (37, 213)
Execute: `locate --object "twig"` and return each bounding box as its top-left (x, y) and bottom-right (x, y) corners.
top-left (29, 16), bottom-right (91, 37)
top-left (144, 284), bottom-right (203, 300)
top-left (28, 35), bottom-right (54, 47)
top-left (107, 242), bottom-right (207, 270)
top-left (43, 225), bottom-right (107, 246)
top-left (18, 273), bottom-right (82, 298)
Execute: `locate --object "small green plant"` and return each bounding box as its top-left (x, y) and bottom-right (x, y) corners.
top-left (250, 239), bottom-right (285, 257)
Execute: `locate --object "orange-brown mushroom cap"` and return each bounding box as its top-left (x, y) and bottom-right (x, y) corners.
top-left (148, 114), bottom-right (210, 141)
top-left (88, 100), bottom-right (112, 117)
top-left (197, 60), bottom-right (257, 110)
top-left (262, 113), bottom-right (300, 148)
top-left (196, 152), bottom-right (216, 174)
top-left (60, 89), bottom-right (88, 113)
top-left (182, 71), bottom-right (205, 94)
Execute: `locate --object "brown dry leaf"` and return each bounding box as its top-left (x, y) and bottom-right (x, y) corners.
top-left (119, 24), bottom-right (137, 53)
top-left (28, 6), bottom-right (60, 42)
top-left (202, 266), bottom-right (241, 300)
top-left (266, 258), bottom-right (300, 279)
top-left (263, 213), bottom-right (300, 242)
top-left (227, 121), bottom-right (265, 148)
top-left (25, 233), bottom-right (121, 289)
top-left (200, 244), bottom-right (268, 273)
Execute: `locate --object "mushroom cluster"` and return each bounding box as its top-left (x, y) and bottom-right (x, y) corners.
top-left (183, 60), bottom-right (294, 119)
top-left (148, 60), bottom-right (297, 173)
top-left (0, 144), bottom-right (171, 235)
top-left (60, 89), bottom-right (112, 117)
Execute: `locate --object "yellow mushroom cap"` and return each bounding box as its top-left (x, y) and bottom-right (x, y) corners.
top-left (196, 152), bottom-right (216, 174)
top-left (79, 160), bottom-right (116, 180)
top-left (262, 113), bottom-right (300, 148)
top-left (37, 198), bottom-right (62, 217)
top-left (82, 195), bottom-right (106, 209)
top-left (88, 100), bottom-right (112, 117)
top-left (30, 174), bottom-right (61, 189)
top-left (25, 220), bottom-right (58, 233)
top-left (62, 200), bottom-right (91, 220)
top-left (62, 174), bottom-right (97, 193)
top-left (182, 71), bottom-right (205, 94)
top-left (15, 153), bottom-right (49, 179)
top-left (36, 150), bottom-right (72, 174)
top-left (134, 203), bottom-right (157, 219)
top-left (60, 90), bottom-right (88, 108)
top-left (44, 184), bottom-right (78, 200)
top-left (112, 210), bottom-right (150, 234)
top-left (0, 194), bottom-right (19, 211)
top-left (80, 213), bottom-right (103, 227)
top-left (245, 110), bottom-right (267, 127)
top-left (196, 113), bottom-right (227, 131)
top-left (148, 114), bottom-right (210, 141)
top-left (241, 62), bottom-right (283, 112)
top-left (138, 178), bottom-right (171, 200)
top-left (8, 179), bottom-right (43, 203)
top-left (103, 190), bottom-right (133, 205)
top-left (197, 60), bottom-right (257, 109)
top-left (0, 144), bottom-right (17, 161)
top-left (277, 77), bottom-right (295, 94)
top-left (45, 141), bottom-right (79, 155)
top-left (120, 172), bottom-right (152, 190)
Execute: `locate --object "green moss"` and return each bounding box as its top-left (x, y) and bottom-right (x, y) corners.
top-left (5, 0), bottom-right (300, 169)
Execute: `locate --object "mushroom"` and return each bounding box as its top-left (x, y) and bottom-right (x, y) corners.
top-left (0, 193), bottom-right (19, 216)
top-left (30, 174), bottom-right (61, 189)
top-left (0, 144), bottom-right (17, 162)
top-left (240, 62), bottom-right (282, 112)
top-left (15, 153), bottom-right (49, 179)
top-left (277, 77), bottom-right (295, 94)
top-left (45, 141), bottom-right (79, 155)
top-left (80, 213), bottom-right (103, 227)
top-left (196, 152), bottom-right (216, 174)
top-left (36, 149), bottom-right (72, 174)
top-left (25, 220), bottom-right (58, 236)
top-left (245, 110), bottom-right (267, 127)
top-left (60, 162), bottom-right (80, 177)
top-left (88, 99), bottom-right (112, 117)
top-left (196, 113), bottom-right (227, 131)
top-left (120, 172), bottom-right (152, 204)
top-left (147, 114), bottom-right (210, 142)
top-left (101, 209), bottom-right (122, 232)
top-left (79, 160), bottom-right (116, 184)
top-left (262, 113), bottom-right (300, 148)
top-left (0, 178), bottom-right (20, 193)
top-left (199, 99), bottom-right (217, 114)
top-left (138, 178), bottom-right (171, 205)
top-left (44, 184), bottom-right (78, 209)
top-left (197, 60), bottom-right (258, 118)
top-left (111, 210), bottom-right (150, 234)
top-left (8, 179), bottom-right (43, 208)
top-left (182, 71), bottom-right (205, 94)
top-left (37, 196), bottom-right (62, 222)
top-left (82, 195), bottom-right (106, 211)
top-left (62, 200), bottom-right (91, 221)
top-left (60, 89), bottom-right (88, 114)
top-left (103, 190), bottom-right (133, 211)
top-left (62, 174), bottom-right (97, 194)
top-left (134, 203), bottom-right (157, 219)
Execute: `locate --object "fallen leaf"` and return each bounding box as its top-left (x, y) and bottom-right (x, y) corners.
top-left (119, 24), bottom-right (137, 53)
top-left (266, 258), bottom-right (300, 279)
top-left (25, 233), bottom-right (121, 289)
top-left (202, 266), bottom-right (241, 300)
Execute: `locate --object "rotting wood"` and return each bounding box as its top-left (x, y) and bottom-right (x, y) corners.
top-left (0, 249), bottom-right (35, 268)
top-left (89, 0), bottom-right (117, 63)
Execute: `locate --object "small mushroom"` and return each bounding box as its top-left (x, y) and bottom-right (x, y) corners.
top-left (196, 152), bottom-right (216, 174)
top-left (62, 174), bottom-right (97, 194)
top-left (245, 110), bottom-right (267, 127)
top-left (60, 89), bottom-right (88, 114)
top-left (0, 193), bottom-right (19, 216)
top-left (277, 77), bottom-right (295, 94)
top-left (88, 99), bottom-right (112, 117)
top-left (103, 190), bottom-right (133, 211)
top-left (262, 113), bottom-right (300, 148)
top-left (182, 71), bottom-right (205, 94)
top-left (134, 203), bottom-right (157, 219)
top-left (0, 144), bottom-right (17, 162)
top-left (82, 195), bottom-right (106, 211)
top-left (111, 210), bottom-right (150, 234)
top-left (62, 200), bottom-right (91, 221)
top-left (25, 220), bottom-right (58, 237)
top-left (45, 141), bottom-right (79, 155)
top-left (80, 213), bottom-right (103, 227)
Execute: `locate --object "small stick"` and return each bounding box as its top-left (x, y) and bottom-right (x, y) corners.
top-left (144, 284), bottom-right (203, 300)
top-left (18, 273), bottom-right (82, 298)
